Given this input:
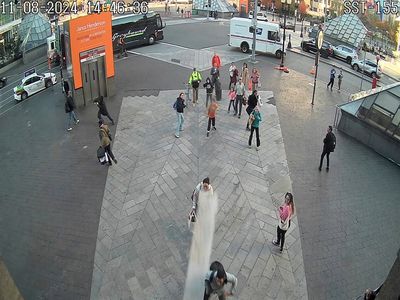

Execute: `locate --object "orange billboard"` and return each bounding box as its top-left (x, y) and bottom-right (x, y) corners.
top-left (69, 12), bottom-right (114, 89)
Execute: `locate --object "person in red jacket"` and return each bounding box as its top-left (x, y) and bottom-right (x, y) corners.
top-left (211, 52), bottom-right (221, 68)
top-left (372, 74), bottom-right (377, 89)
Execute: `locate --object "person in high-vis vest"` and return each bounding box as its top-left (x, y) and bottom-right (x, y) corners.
top-left (188, 68), bottom-right (202, 105)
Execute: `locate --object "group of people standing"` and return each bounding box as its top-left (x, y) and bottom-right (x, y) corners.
top-left (182, 54), bottom-right (263, 149)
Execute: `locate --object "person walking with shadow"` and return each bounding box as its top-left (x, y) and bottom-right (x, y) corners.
top-left (319, 125), bottom-right (336, 171)
top-left (206, 98), bottom-right (218, 137)
top-left (94, 96), bottom-right (114, 125)
top-left (99, 119), bottom-right (117, 166)
top-left (117, 35), bottom-right (127, 58)
top-left (337, 69), bottom-right (343, 91)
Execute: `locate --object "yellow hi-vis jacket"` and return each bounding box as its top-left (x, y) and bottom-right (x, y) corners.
top-left (188, 71), bottom-right (202, 85)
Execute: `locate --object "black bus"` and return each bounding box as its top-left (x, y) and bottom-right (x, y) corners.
top-left (111, 12), bottom-right (165, 51)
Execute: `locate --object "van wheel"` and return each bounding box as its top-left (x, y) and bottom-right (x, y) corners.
top-left (346, 57), bottom-right (352, 64)
top-left (148, 35), bottom-right (155, 45)
top-left (275, 50), bottom-right (283, 59)
top-left (353, 64), bottom-right (359, 71)
top-left (240, 42), bottom-right (249, 53)
top-left (45, 80), bottom-right (53, 88)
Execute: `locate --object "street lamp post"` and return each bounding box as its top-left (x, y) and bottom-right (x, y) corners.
top-left (300, 15), bottom-right (304, 38)
top-left (272, 0), bottom-right (275, 21)
top-left (311, 27), bottom-right (323, 106)
top-left (280, 0), bottom-right (292, 68)
top-left (294, 0), bottom-right (299, 32)
top-left (251, 0), bottom-right (257, 63)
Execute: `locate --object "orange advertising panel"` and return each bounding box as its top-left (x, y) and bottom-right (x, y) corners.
top-left (69, 12), bottom-right (114, 89)
top-left (240, 0), bottom-right (249, 13)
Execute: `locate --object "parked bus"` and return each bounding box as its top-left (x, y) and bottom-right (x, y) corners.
top-left (111, 11), bottom-right (165, 51)
top-left (229, 18), bottom-right (284, 59)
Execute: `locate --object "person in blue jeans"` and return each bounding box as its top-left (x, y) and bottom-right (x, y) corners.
top-left (65, 91), bottom-right (79, 131)
top-left (175, 92), bottom-right (186, 138)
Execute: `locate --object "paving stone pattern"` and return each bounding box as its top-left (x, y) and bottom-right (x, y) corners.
top-left (128, 43), bottom-right (250, 71)
top-left (91, 90), bottom-right (308, 299)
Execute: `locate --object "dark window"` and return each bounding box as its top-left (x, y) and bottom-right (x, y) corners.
top-left (249, 27), bottom-right (263, 35)
top-left (23, 78), bottom-right (32, 86)
top-left (31, 76), bottom-right (41, 83)
top-left (268, 31), bottom-right (278, 41)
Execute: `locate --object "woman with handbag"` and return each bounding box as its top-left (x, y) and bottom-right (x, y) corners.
top-left (272, 192), bottom-right (295, 252)
top-left (99, 119), bottom-right (117, 166)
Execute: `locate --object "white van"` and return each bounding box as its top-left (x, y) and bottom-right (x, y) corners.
top-left (229, 17), bottom-right (284, 58)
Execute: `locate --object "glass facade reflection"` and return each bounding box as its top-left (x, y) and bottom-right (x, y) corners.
top-left (339, 83), bottom-right (400, 141)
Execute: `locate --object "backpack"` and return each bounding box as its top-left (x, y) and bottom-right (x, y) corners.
top-left (173, 100), bottom-right (177, 110)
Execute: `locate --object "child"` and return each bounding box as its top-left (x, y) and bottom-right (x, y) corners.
top-left (207, 98), bottom-right (219, 137)
top-left (227, 86), bottom-right (236, 113)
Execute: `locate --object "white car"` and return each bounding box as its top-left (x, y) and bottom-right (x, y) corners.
top-left (248, 11), bottom-right (268, 22)
top-left (14, 73), bottom-right (57, 102)
top-left (351, 59), bottom-right (382, 78)
top-left (333, 45), bottom-right (358, 64)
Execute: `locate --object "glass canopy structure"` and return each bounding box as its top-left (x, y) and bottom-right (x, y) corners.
top-left (337, 82), bottom-right (400, 164)
top-left (18, 13), bottom-right (52, 52)
top-left (324, 14), bottom-right (368, 49)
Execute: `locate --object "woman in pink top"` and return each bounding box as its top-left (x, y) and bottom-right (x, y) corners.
top-left (227, 86), bottom-right (236, 113)
top-left (250, 67), bottom-right (260, 92)
top-left (272, 192), bottom-right (295, 252)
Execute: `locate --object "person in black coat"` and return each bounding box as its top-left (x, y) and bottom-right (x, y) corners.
top-left (319, 126), bottom-right (336, 171)
top-left (246, 90), bottom-right (258, 130)
top-left (94, 96), bottom-right (114, 125)
top-left (203, 77), bottom-right (214, 107)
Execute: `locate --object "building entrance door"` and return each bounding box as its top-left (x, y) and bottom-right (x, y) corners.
top-left (80, 47), bottom-right (106, 105)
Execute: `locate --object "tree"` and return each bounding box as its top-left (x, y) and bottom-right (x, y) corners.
top-left (298, 0), bottom-right (307, 19)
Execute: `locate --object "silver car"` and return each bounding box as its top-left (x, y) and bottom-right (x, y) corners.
top-left (333, 45), bottom-right (358, 64)
top-left (351, 59), bottom-right (382, 78)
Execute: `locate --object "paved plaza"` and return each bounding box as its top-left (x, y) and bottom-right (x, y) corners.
top-left (1, 17), bottom-right (400, 300)
top-left (91, 90), bottom-right (307, 300)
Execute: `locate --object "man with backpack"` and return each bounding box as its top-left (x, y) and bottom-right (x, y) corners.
top-left (319, 125), bottom-right (336, 171)
top-left (204, 261), bottom-right (238, 300)
top-left (189, 68), bottom-right (202, 106)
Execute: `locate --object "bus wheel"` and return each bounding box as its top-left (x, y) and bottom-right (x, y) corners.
top-left (275, 50), bottom-right (283, 59)
top-left (148, 35), bottom-right (155, 45)
top-left (240, 42), bottom-right (249, 53)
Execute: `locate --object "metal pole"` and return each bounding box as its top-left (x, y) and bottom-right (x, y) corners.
top-left (294, 9), bottom-right (296, 32)
top-left (359, 50), bottom-right (366, 91)
top-left (251, 0), bottom-right (257, 63)
top-left (280, 5), bottom-right (287, 67)
top-left (300, 17), bottom-right (303, 38)
top-left (311, 50), bottom-right (319, 105)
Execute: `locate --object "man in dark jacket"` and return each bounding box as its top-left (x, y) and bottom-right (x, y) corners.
top-left (175, 92), bottom-right (186, 138)
top-left (246, 90), bottom-right (258, 130)
top-left (319, 126), bottom-right (336, 171)
top-left (65, 91), bottom-right (79, 131)
top-left (94, 96), bottom-right (114, 125)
